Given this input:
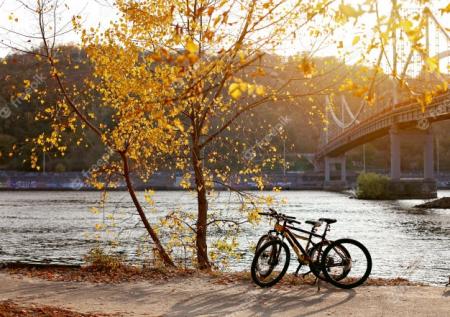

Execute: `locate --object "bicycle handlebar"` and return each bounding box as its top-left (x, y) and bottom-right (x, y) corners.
top-left (258, 209), bottom-right (297, 222)
top-left (287, 219), bottom-right (301, 225)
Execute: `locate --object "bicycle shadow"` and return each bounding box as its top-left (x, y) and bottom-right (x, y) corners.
top-left (443, 289), bottom-right (450, 297)
top-left (166, 283), bottom-right (356, 317)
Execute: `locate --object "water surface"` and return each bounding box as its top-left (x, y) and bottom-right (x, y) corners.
top-left (0, 190), bottom-right (449, 285)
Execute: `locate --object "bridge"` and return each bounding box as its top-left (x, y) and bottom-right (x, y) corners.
top-left (314, 3), bottom-right (450, 198)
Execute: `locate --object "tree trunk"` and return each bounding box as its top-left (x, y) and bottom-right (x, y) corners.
top-left (192, 145), bottom-right (211, 270)
top-left (120, 152), bottom-right (175, 268)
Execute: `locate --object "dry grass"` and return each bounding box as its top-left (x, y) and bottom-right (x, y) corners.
top-left (2, 263), bottom-right (421, 287)
top-left (3, 263), bottom-right (195, 284)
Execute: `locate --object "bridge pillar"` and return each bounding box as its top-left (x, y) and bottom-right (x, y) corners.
top-left (340, 156), bottom-right (347, 182)
top-left (390, 125), bottom-right (435, 180)
top-left (390, 125), bottom-right (401, 180)
top-left (387, 126), bottom-right (437, 199)
top-left (324, 157), bottom-right (331, 182)
top-left (424, 128), bottom-right (434, 180)
top-left (323, 156), bottom-right (347, 191)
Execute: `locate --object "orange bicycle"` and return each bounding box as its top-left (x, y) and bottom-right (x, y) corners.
top-left (251, 208), bottom-right (372, 289)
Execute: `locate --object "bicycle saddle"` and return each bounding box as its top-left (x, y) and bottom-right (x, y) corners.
top-left (319, 218), bottom-right (337, 224)
top-left (305, 220), bottom-right (322, 227)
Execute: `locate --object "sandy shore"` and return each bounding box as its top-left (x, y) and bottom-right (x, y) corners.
top-left (0, 272), bottom-right (449, 316)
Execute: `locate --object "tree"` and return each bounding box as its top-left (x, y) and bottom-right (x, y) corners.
top-left (1, 0), bottom-right (176, 267)
top-left (77, 0), bottom-right (337, 269)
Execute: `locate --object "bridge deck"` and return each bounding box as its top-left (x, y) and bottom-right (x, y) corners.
top-left (316, 92), bottom-right (450, 159)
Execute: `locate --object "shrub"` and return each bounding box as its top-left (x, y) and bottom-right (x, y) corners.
top-left (54, 163), bottom-right (66, 172)
top-left (356, 172), bottom-right (391, 200)
top-left (84, 247), bottom-right (126, 271)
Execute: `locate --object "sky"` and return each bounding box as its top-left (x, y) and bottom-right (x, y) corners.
top-left (0, 0), bottom-right (118, 57)
top-left (0, 0), bottom-right (449, 73)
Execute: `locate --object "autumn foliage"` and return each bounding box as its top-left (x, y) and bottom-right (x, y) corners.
top-left (0, 0), bottom-right (448, 270)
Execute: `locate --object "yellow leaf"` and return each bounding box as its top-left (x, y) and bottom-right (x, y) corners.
top-left (95, 223), bottom-right (104, 231)
top-left (229, 83), bottom-right (242, 100)
top-left (187, 53), bottom-right (199, 64)
top-left (90, 207), bottom-right (100, 214)
top-left (425, 57), bottom-right (438, 72)
top-left (238, 50), bottom-right (246, 63)
top-left (255, 85), bottom-right (265, 96)
top-left (440, 3), bottom-right (450, 14)
top-left (186, 38), bottom-right (198, 54)
top-left (247, 84), bottom-right (255, 95)
top-left (400, 20), bottom-right (413, 32)
top-left (239, 82), bottom-right (248, 92)
top-left (173, 33), bottom-right (181, 44)
top-left (297, 56), bottom-right (315, 77)
top-left (424, 91), bottom-right (433, 105)
top-left (442, 80), bottom-right (448, 92)
top-left (339, 4), bottom-right (362, 18)
top-left (352, 35), bottom-right (360, 46)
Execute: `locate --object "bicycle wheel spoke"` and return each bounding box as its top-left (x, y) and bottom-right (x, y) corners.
top-left (321, 239), bottom-right (372, 289)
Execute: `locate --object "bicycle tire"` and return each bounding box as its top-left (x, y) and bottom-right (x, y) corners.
top-left (308, 241), bottom-right (351, 281)
top-left (321, 238), bottom-right (372, 289)
top-left (251, 240), bottom-right (290, 287)
top-left (255, 234), bottom-right (274, 252)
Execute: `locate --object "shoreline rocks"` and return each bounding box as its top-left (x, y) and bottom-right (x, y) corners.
top-left (415, 197), bottom-right (450, 209)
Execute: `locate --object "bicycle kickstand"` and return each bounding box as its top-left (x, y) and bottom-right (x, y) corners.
top-left (294, 264), bottom-right (302, 277)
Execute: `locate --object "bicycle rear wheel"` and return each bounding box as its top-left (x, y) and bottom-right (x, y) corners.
top-left (308, 241), bottom-right (350, 281)
top-left (251, 240), bottom-right (290, 287)
top-left (321, 238), bottom-right (372, 289)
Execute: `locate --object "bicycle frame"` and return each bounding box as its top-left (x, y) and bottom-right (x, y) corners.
top-left (271, 220), bottom-right (332, 264)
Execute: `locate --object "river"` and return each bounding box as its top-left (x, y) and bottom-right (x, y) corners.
top-left (0, 190), bottom-right (449, 285)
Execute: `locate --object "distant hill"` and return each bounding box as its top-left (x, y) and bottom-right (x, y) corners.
top-left (1, 46), bottom-right (450, 173)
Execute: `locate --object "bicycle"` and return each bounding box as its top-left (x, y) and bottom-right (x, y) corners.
top-left (251, 208), bottom-right (372, 289)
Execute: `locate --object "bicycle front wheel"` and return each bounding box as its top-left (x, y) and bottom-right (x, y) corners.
top-left (255, 232), bottom-right (278, 252)
top-left (251, 240), bottom-right (290, 287)
top-left (321, 238), bottom-right (372, 289)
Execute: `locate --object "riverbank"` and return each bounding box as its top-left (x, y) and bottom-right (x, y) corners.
top-left (0, 270), bottom-right (449, 317)
top-left (0, 170), bottom-right (355, 190)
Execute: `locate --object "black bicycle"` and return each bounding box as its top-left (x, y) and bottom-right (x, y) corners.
top-left (251, 208), bottom-right (372, 289)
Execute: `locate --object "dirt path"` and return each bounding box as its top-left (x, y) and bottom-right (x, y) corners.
top-left (0, 273), bottom-right (449, 316)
